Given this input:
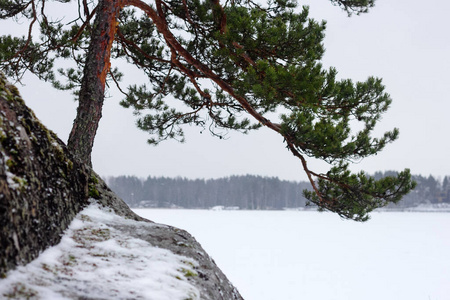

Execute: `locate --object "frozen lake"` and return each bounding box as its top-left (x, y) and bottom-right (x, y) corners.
top-left (133, 209), bottom-right (450, 300)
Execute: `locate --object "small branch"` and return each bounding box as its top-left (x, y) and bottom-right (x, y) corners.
top-left (69, 6), bottom-right (98, 44)
top-left (83, 0), bottom-right (91, 17)
top-left (116, 29), bottom-right (172, 64)
top-left (109, 69), bottom-right (129, 97)
top-left (6, 0), bottom-right (38, 67)
top-left (170, 51), bottom-right (210, 100)
top-left (284, 140), bottom-right (324, 203)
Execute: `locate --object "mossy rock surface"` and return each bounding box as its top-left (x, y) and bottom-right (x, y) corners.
top-left (0, 73), bottom-right (90, 277)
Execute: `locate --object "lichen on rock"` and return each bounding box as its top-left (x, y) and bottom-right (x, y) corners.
top-left (0, 73), bottom-right (90, 277)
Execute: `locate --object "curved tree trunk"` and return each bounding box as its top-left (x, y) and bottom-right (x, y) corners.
top-left (68, 0), bottom-right (122, 165)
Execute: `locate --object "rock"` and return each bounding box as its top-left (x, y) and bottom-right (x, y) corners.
top-left (107, 213), bottom-right (243, 300)
top-left (0, 73), bottom-right (244, 299)
top-left (0, 74), bottom-right (90, 277)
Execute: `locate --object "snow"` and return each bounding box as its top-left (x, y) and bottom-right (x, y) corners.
top-left (0, 203), bottom-right (200, 300)
top-left (133, 209), bottom-right (450, 300)
top-left (2, 204), bottom-right (450, 300)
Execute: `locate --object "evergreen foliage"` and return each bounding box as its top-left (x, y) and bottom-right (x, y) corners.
top-left (0, 0), bottom-right (415, 221)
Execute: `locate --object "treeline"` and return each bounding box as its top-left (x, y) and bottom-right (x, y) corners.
top-left (106, 175), bottom-right (310, 209)
top-left (374, 172), bottom-right (450, 208)
top-left (106, 172), bottom-right (450, 209)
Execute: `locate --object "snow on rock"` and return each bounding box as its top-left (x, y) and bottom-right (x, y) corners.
top-left (0, 203), bottom-right (200, 300)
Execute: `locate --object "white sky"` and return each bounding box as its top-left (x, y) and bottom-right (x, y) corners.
top-left (3, 0), bottom-right (450, 181)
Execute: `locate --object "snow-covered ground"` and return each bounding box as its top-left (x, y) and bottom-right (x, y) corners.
top-left (2, 206), bottom-right (449, 300)
top-left (133, 209), bottom-right (450, 300)
top-left (0, 203), bottom-right (200, 300)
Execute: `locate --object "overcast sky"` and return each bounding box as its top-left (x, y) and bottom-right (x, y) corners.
top-left (3, 0), bottom-right (450, 182)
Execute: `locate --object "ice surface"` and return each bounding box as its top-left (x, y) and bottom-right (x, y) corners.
top-left (133, 209), bottom-right (450, 300)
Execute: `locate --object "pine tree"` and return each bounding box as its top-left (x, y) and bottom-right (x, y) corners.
top-left (0, 0), bottom-right (415, 221)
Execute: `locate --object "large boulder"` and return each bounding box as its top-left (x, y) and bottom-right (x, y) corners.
top-left (0, 74), bottom-right (90, 276)
top-left (0, 73), bottom-right (243, 299)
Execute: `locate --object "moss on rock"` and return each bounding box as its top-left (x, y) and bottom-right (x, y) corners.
top-left (0, 73), bottom-right (90, 277)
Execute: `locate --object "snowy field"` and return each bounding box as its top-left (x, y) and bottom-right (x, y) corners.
top-left (133, 209), bottom-right (450, 300)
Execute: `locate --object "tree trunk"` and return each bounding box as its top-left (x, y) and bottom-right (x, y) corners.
top-left (67, 0), bottom-right (122, 165)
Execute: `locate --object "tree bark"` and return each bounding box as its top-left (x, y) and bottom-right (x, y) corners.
top-left (67, 0), bottom-right (122, 165)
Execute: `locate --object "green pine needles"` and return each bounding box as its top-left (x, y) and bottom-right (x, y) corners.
top-left (0, 0), bottom-right (415, 221)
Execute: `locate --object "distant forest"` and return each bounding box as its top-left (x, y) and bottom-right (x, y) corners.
top-left (106, 172), bottom-right (450, 210)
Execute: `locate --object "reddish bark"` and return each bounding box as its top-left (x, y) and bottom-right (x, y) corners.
top-left (68, 0), bottom-right (123, 165)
